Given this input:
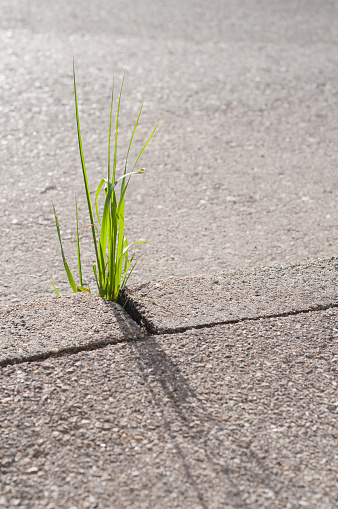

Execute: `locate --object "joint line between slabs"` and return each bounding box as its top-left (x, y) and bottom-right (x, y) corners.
top-left (0, 336), bottom-right (142, 368)
top-left (141, 302), bottom-right (338, 335)
top-left (1, 302), bottom-right (337, 369)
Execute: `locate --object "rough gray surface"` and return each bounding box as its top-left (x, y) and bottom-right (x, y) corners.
top-left (1, 0), bottom-right (338, 304)
top-left (0, 294), bottom-right (141, 366)
top-left (1, 2), bottom-right (338, 508)
top-left (120, 257), bottom-right (338, 333)
top-left (0, 308), bottom-right (337, 509)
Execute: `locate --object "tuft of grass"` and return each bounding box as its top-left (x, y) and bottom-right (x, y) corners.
top-left (49, 62), bottom-right (165, 302)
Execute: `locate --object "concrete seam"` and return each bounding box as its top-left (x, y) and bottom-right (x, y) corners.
top-left (124, 301), bottom-right (338, 335)
top-left (2, 302), bottom-right (337, 369)
top-left (0, 335), bottom-right (144, 368)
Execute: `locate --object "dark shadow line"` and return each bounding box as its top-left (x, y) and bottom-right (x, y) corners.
top-left (127, 335), bottom-right (265, 508)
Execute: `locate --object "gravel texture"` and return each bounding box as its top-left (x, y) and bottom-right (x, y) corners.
top-left (120, 257), bottom-right (338, 333)
top-left (1, 2), bottom-right (338, 507)
top-left (1, 0), bottom-right (338, 304)
top-left (0, 294), bottom-right (141, 366)
top-left (0, 308), bottom-right (337, 508)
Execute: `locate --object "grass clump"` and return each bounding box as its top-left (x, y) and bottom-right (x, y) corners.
top-left (49, 63), bottom-right (164, 301)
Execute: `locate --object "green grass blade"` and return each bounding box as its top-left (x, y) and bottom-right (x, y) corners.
top-left (107, 193), bottom-right (118, 300)
top-left (111, 183), bottom-right (129, 300)
top-left (98, 242), bottom-right (106, 296)
top-left (123, 101), bottom-right (143, 176)
top-left (121, 246), bottom-right (149, 290)
top-left (114, 199), bottom-right (125, 299)
top-left (107, 80), bottom-right (114, 184)
top-left (99, 180), bottom-right (118, 257)
top-left (75, 195), bottom-right (83, 287)
top-left (118, 100), bottom-right (144, 199)
top-left (73, 61), bottom-right (101, 281)
top-left (124, 238), bottom-right (129, 275)
top-left (95, 178), bottom-right (106, 226)
top-left (113, 70), bottom-right (125, 182)
top-left (76, 286), bottom-right (91, 293)
top-left (132, 109), bottom-right (167, 171)
top-left (46, 275), bottom-right (60, 296)
top-left (108, 190), bottom-right (117, 260)
top-left (99, 179), bottom-right (120, 298)
top-left (120, 255), bottom-right (134, 289)
top-left (119, 241), bottom-right (149, 290)
top-left (53, 204), bottom-right (78, 293)
top-left (120, 102), bottom-right (144, 195)
top-left (123, 240), bottom-right (149, 255)
top-left (115, 169), bottom-right (145, 220)
top-left (93, 263), bottom-right (99, 289)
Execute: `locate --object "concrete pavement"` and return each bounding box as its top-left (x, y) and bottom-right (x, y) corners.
top-left (1, 1), bottom-right (338, 507)
top-left (0, 260), bottom-right (337, 508)
top-left (1, 0), bottom-right (338, 303)
top-left (120, 257), bottom-right (338, 333)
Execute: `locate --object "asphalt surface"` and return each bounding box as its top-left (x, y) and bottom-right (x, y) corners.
top-left (1, 1), bottom-right (338, 508)
top-left (1, 0), bottom-right (338, 302)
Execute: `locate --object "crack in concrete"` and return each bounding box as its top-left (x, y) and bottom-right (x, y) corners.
top-left (123, 300), bottom-right (338, 335)
top-left (0, 335), bottom-right (146, 368)
top-left (1, 301), bottom-right (337, 368)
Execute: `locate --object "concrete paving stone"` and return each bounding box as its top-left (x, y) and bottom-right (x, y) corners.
top-left (0, 308), bottom-right (337, 509)
top-left (1, 1), bottom-right (338, 304)
top-left (0, 294), bottom-right (141, 366)
top-left (120, 257), bottom-right (338, 334)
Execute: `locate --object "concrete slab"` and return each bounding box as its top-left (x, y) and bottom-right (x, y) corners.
top-left (0, 294), bottom-right (141, 366)
top-left (120, 257), bottom-right (338, 333)
top-left (0, 307), bottom-right (336, 508)
top-left (1, 1), bottom-right (338, 305)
